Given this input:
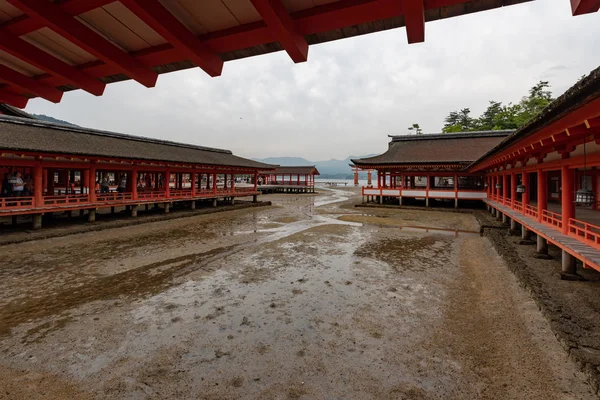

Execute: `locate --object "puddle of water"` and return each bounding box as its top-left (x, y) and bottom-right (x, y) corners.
top-left (313, 188), bottom-right (352, 207)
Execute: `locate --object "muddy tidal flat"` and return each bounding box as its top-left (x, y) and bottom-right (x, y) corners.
top-left (0, 188), bottom-right (596, 399)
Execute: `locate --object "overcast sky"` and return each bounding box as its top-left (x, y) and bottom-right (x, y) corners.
top-left (23, 0), bottom-right (600, 161)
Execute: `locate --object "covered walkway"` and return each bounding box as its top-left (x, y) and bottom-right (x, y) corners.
top-left (486, 199), bottom-right (600, 272)
top-left (0, 115), bottom-right (275, 230)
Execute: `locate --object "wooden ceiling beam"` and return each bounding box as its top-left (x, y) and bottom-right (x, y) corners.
top-left (570, 0), bottom-right (600, 15)
top-left (0, 88), bottom-right (29, 108)
top-left (7, 0), bottom-right (158, 88)
top-left (0, 64), bottom-right (63, 103)
top-left (121, 0), bottom-right (223, 77)
top-left (0, 28), bottom-right (105, 96)
top-left (403, 0), bottom-right (425, 43)
top-left (250, 0), bottom-right (308, 63)
top-left (0, 0), bottom-right (115, 36)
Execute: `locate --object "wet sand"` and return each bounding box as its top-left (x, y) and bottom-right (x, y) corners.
top-left (0, 188), bottom-right (595, 399)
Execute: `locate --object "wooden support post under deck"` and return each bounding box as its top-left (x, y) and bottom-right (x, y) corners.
top-left (32, 214), bottom-right (42, 230)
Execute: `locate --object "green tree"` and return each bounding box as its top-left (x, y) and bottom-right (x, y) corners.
top-left (408, 123), bottom-right (423, 135)
top-left (442, 108), bottom-right (475, 132)
top-left (474, 101), bottom-right (503, 130)
top-left (440, 80), bottom-right (554, 132)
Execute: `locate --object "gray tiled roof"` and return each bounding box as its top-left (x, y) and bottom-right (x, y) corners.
top-left (0, 115), bottom-right (276, 170)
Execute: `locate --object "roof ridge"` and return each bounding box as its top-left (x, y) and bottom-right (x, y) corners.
top-left (389, 130), bottom-right (514, 142)
top-left (0, 114), bottom-right (233, 155)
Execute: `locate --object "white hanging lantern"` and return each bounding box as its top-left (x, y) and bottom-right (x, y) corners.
top-left (495, 183), bottom-right (502, 189)
top-left (516, 184), bottom-right (526, 193)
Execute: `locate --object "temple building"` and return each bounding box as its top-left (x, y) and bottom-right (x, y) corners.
top-left (352, 130), bottom-right (513, 207)
top-left (258, 166), bottom-right (319, 193)
top-left (0, 115), bottom-right (275, 229)
top-left (353, 65), bottom-right (600, 274)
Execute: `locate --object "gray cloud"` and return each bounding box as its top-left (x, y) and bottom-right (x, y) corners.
top-left (25, 0), bottom-right (600, 161)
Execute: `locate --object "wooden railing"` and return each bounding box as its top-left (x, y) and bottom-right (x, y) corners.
top-left (170, 189), bottom-right (193, 198)
top-left (137, 191), bottom-right (166, 200)
top-left (524, 204), bottom-right (538, 219)
top-left (541, 209), bottom-right (562, 229)
top-left (0, 196), bottom-right (34, 209)
top-left (233, 187), bottom-right (257, 193)
top-left (44, 194), bottom-right (89, 206)
top-left (96, 192), bottom-right (133, 203)
top-left (513, 200), bottom-right (523, 212)
top-left (568, 219), bottom-right (600, 249)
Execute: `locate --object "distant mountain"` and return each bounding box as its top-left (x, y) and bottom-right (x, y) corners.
top-left (253, 154), bottom-right (377, 179)
top-left (32, 114), bottom-right (78, 127)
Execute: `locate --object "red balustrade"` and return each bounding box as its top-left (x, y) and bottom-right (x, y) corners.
top-left (513, 200), bottom-right (523, 212)
top-left (44, 194), bottom-right (89, 206)
top-left (170, 190), bottom-right (193, 198)
top-left (0, 196), bottom-right (34, 209)
top-left (524, 204), bottom-right (538, 219)
top-left (541, 209), bottom-right (562, 229)
top-left (96, 192), bottom-right (132, 203)
top-left (568, 219), bottom-right (600, 249)
top-left (137, 191), bottom-right (166, 200)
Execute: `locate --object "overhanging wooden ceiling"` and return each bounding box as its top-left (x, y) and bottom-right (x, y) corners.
top-left (0, 0), bottom-right (595, 108)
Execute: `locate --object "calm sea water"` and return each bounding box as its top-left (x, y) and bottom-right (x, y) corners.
top-left (315, 178), bottom-right (378, 188)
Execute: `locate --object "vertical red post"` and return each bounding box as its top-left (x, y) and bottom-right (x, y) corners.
top-left (213, 172), bottom-right (217, 195)
top-left (561, 165), bottom-right (574, 235)
top-left (522, 171), bottom-right (529, 214)
top-left (191, 170), bottom-right (196, 196)
top-left (231, 172), bottom-right (235, 193)
top-left (89, 165), bottom-right (96, 202)
top-left (537, 169), bottom-right (546, 223)
top-left (165, 170), bottom-right (170, 197)
top-left (254, 172), bottom-right (258, 190)
top-left (83, 169), bottom-right (90, 195)
top-left (33, 165), bottom-right (43, 207)
top-left (511, 172), bottom-right (516, 209)
top-left (502, 174), bottom-right (508, 205)
top-left (131, 167), bottom-right (138, 200)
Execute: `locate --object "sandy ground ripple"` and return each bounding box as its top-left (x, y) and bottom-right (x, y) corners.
top-left (0, 187), bottom-right (595, 399)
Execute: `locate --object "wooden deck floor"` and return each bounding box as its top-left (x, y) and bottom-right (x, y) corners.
top-left (486, 200), bottom-right (600, 271)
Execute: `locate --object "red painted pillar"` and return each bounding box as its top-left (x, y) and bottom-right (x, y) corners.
top-left (191, 171), bottom-right (196, 196)
top-left (165, 170), bottom-right (170, 197)
top-left (131, 168), bottom-right (138, 200)
top-left (511, 172), bottom-right (516, 209)
top-left (367, 171), bottom-right (372, 186)
top-left (502, 174), bottom-right (508, 205)
top-left (561, 165), bottom-right (574, 235)
top-left (254, 172), bottom-right (258, 190)
top-left (537, 169), bottom-right (546, 223)
top-left (522, 171), bottom-right (529, 214)
top-left (89, 165), bottom-right (96, 202)
top-left (83, 169), bottom-right (90, 195)
top-left (213, 172), bottom-right (217, 195)
top-left (231, 172), bottom-right (235, 193)
top-left (33, 165), bottom-right (43, 207)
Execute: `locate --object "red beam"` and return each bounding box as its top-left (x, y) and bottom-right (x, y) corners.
top-left (0, 64), bottom-right (63, 103)
top-left (7, 0), bottom-right (158, 88)
top-left (571, 0), bottom-right (600, 14)
top-left (0, 0), bottom-right (115, 36)
top-left (0, 88), bottom-right (29, 108)
top-left (0, 28), bottom-right (105, 96)
top-left (403, 0), bottom-right (425, 43)
top-left (250, 0), bottom-right (308, 63)
top-left (121, 0), bottom-right (223, 77)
